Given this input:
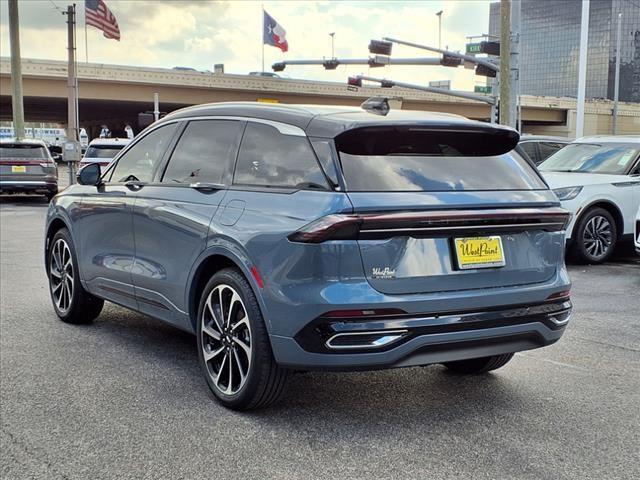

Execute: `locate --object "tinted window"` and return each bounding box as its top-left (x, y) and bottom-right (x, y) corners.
top-left (110, 123), bottom-right (178, 182)
top-left (538, 142), bottom-right (566, 162)
top-left (234, 123), bottom-right (328, 190)
top-left (337, 128), bottom-right (546, 192)
top-left (519, 142), bottom-right (538, 163)
top-left (0, 145), bottom-right (48, 160)
top-left (162, 120), bottom-right (242, 184)
top-left (539, 143), bottom-right (640, 175)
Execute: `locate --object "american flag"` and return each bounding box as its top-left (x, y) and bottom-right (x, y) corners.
top-left (85, 0), bottom-right (120, 41)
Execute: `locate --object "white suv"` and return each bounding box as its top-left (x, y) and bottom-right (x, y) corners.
top-left (80, 138), bottom-right (130, 173)
top-left (539, 136), bottom-right (640, 263)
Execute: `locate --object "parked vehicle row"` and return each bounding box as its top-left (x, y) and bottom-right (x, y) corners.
top-left (46, 102), bottom-right (573, 410)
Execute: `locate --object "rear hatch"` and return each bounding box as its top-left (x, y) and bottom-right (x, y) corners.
top-left (0, 143), bottom-right (55, 179)
top-left (334, 125), bottom-right (567, 295)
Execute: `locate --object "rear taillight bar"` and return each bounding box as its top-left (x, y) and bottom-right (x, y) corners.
top-left (288, 207), bottom-right (571, 243)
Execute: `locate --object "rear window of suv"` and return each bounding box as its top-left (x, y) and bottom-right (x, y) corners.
top-left (336, 127), bottom-right (546, 192)
top-left (84, 145), bottom-right (125, 159)
top-left (0, 145), bottom-right (48, 160)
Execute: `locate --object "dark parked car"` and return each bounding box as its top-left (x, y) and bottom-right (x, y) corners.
top-left (516, 135), bottom-right (570, 166)
top-left (45, 102), bottom-right (572, 410)
top-left (1, 139), bottom-right (58, 200)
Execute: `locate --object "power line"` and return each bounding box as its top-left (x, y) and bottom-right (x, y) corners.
top-left (48, 0), bottom-right (63, 12)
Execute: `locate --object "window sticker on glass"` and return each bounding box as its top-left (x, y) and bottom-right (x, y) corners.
top-left (618, 152), bottom-right (634, 166)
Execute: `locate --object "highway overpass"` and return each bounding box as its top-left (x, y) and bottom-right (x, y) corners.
top-left (1, 57), bottom-right (639, 138)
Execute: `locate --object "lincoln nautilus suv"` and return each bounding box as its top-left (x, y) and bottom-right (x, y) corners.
top-left (45, 101), bottom-right (572, 410)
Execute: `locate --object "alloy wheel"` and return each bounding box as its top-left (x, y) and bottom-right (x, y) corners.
top-left (201, 284), bottom-right (252, 396)
top-left (583, 215), bottom-right (613, 259)
top-left (50, 238), bottom-right (74, 313)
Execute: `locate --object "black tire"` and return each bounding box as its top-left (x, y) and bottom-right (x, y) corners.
top-left (197, 268), bottom-right (289, 410)
top-left (47, 228), bottom-right (103, 324)
top-left (45, 190), bottom-right (57, 202)
top-left (442, 353), bottom-right (515, 374)
top-left (570, 207), bottom-right (617, 264)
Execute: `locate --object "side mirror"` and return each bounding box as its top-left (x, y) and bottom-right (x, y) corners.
top-left (77, 163), bottom-right (102, 186)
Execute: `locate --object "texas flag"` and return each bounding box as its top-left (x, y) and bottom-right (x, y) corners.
top-left (263, 10), bottom-right (288, 52)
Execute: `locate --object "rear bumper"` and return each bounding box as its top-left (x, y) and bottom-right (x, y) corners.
top-left (271, 298), bottom-right (571, 370)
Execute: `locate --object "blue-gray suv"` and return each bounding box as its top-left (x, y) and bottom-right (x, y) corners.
top-left (45, 102), bottom-right (572, 410)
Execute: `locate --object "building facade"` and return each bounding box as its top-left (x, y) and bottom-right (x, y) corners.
top-left (489, 0), bottom-right (640, 103)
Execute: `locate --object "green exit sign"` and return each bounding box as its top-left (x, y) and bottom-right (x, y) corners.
top-left (466, 43), bottom-right (482, 54)
top-left (474, 85), bottom-right (492, 94)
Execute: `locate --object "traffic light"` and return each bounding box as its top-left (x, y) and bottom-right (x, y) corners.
top-left (347, 76), bottom-right (363, 87)
top-left (369, 40), bottom-right (393, 56)
top-left (480, 41), bottom-right (500, 55)
top-left (323, 59), bottom-right (339, 70)
top-left (440, 54), bottom-right (462, 67)
top-left (272, 62), bottom-right (286, 72)
top-left (475, 64), bottom-right (497, 77)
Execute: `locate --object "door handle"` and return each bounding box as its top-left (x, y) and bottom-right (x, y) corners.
top-left (189, 182), bottom-right (225, 191)
top-left (124, 180), bottom-right (146, 190)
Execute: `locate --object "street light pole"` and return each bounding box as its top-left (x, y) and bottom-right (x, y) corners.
top-left (612, 12), bottom-right (622, 134)
top-left (436, 11), bottom-right (443, 50)
top-left (329, 32), bottom-right (335, 59)
top-left (8, 0), bottom-right (25, 140)
top-left (576, 0), bottom-right (590, 138)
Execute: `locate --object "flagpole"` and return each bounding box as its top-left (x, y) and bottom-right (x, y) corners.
top-left (84, 8), bottom-right (88, 63)
top-left (261, 4), bottom-right (264, 72)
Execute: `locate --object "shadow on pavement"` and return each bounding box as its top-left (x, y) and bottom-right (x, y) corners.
top-left (87, 303), bottom-right (527, 431)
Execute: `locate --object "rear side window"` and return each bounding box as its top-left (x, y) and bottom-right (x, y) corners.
top-left (162, 120), bottom-right (243, 184)
top-left (0, 145), bottom-right (47, 160)
top-left (336, 127), bottom-right (547, 192)
top-left (519, 142), bottom-right (538, 163)
top-left (233, 123), bottom-right (328, 190)
top-left (538, 142), bottom-right (566, 162)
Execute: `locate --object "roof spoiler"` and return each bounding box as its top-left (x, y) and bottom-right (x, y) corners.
top-left (336, 124), bottom-right (520, 157)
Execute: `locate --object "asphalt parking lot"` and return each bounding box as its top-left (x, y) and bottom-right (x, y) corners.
top-left (1, 181), bottom-right (639, 479)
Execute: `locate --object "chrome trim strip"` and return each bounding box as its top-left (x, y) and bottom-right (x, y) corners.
top-left (325, 330), bottom-right (408, 350)
top-left (147, 115), bottom-right (306, 137)
top-left (0, 181), bottom-right (49, 185)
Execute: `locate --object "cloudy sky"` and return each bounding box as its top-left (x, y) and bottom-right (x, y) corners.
top-left (1, 0), bottom-right (493, 91)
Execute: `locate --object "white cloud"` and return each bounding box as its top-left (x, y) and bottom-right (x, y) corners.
top-left (1, 0), bottom-right (493, 91)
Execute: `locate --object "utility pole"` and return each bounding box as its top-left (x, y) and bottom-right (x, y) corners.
top-left (510, 0), bottom-right (520, 131)
top-left (8, 0), bottom-right (25, 140)
top-left (499, 0), bottom-right (511, 127)
top-left (612, 12), bottom-right (622, 134)
top-left (65, 4), bottom-right (80, 185)
top-left (576, 0), bottom-right (590, 138)
top-left (153, 93), bottom-right (160, 122)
